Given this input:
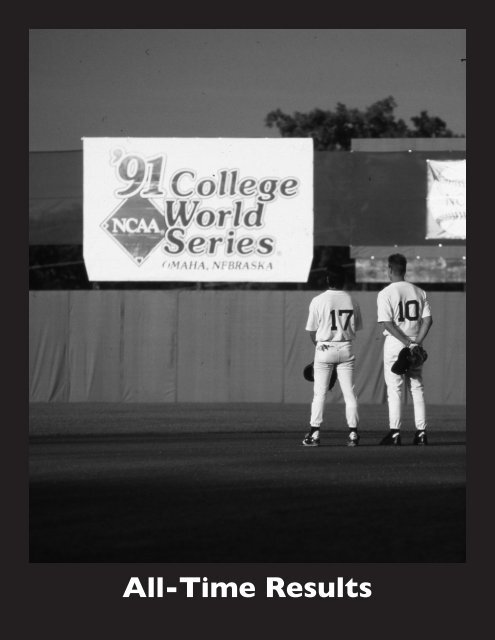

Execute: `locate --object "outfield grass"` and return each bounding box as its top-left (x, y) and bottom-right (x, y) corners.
top-left (29, 403), bottom-right (466, 563)
top-left (29, 402), bottom-right (466, 435)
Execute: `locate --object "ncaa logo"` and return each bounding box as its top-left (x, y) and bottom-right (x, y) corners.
top-left (101, 194), bottom-right (166, 265)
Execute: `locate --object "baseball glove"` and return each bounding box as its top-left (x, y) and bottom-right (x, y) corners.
top-left (391, 345), bottom-right (428, 375)
top-left (303, 362), bottom-right (338, 390)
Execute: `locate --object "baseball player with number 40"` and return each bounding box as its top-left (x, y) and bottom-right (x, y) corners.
top-left (377, 253), bottom-right (433, 446)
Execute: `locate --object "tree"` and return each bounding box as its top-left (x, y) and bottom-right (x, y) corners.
top-left (265, 96), bottom-right (458, 150)
top-left (409, 110), bottom-right (454, 138)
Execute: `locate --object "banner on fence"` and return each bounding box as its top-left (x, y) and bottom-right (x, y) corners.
top-left (426, 159), bottom-right (466, 239)
top-left (83, 138), bottom-right (313, 282)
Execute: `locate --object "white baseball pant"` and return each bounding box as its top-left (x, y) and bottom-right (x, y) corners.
top-left (310, 341), bottom-right (359, 429)
top-left (383, 335), bottom-right (427, 430)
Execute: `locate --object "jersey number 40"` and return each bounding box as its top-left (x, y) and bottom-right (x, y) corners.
top-left (397, 300), bottom-right (420, 321)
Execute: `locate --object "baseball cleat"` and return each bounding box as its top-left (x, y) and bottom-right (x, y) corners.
top-left (302, 432), bottom-right (320, 447)
top-left (347, 430), bottom-right (360, 447)
top-left (379, 431), bottom-right (401, 446)
top-left (413, 430), bottom-right (428, 446)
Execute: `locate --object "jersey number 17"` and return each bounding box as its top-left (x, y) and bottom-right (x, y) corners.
top-left (330, 309), bottom-right (354, 330)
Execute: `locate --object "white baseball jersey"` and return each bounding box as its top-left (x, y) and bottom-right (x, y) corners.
top-left (377, 281), bottom-right (432, 338)
top-left (306, 290), bottom-right (363, 342)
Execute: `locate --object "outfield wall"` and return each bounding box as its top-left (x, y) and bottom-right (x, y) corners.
top-left (29, 291), bottom-right (465, 405)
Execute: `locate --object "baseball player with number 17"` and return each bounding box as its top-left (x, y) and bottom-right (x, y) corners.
top-left (377, 253), bottom-right (433, 446)
top-left (303, 265), bottom-right (363, 448)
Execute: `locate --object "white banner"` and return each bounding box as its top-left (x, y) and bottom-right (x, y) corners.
top-left (83, 138), bottom-right (313, 282)
top-left (426, 159), bottom-right (466, 239)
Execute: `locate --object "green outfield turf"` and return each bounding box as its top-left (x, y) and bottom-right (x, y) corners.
top-left (29, 403), bottom-right (466, 563)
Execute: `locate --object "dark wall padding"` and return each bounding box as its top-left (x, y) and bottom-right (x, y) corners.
top-left (29, 291), bottom-right (465, 405)
top-left (29, 291), bottom-right (70, 401)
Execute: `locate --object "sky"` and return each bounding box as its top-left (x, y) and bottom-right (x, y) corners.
top-left (29, 29), bottom-right (466, 152)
